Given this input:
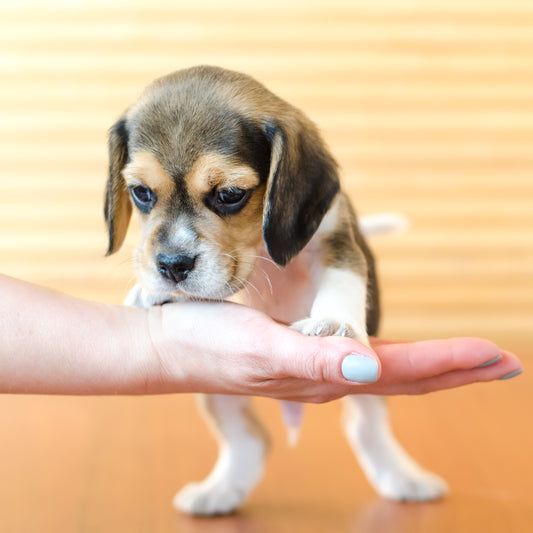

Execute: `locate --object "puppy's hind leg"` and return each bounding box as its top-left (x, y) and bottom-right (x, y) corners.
top-left (174, 394), bottom-right (269, 516)
top-left (343, 395), bottom-right (448, 502)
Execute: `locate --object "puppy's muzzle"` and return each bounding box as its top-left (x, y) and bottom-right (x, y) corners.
top-left (156, 252), bottom-right (197, 283)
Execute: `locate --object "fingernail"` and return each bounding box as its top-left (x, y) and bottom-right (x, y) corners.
top-left (498, 369), bottom-right (523, 381)
top-left (477, 354), bottom-right (503, 368)
top-left (342, 354), bottom-right (379, 383)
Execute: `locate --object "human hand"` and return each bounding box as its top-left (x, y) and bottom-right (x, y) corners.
top-left (147, 300), bottom-right (523, 401)
top-left (0, 274), bottom-right (521, 398)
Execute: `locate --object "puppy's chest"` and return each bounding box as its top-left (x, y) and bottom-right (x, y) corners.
top-left (234, 244), bottom-right (322, 324)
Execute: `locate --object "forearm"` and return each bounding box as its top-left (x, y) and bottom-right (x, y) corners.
top-left (0, 274), bottom-right (157, 394)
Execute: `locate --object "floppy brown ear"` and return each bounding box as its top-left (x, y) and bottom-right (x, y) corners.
top-left (262, 119), bottom-right (340, 266)
top-left (104, 118), bottom-right (132, 255)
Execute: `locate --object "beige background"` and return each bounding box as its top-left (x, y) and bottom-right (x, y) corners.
top-left (1, 1), bottom-right (532, 351)
top-left (0, 1), bottom-right (532, 532)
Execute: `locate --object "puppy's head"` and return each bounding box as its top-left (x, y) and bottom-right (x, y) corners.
top-left (105, 66), bottom-right (339, 299)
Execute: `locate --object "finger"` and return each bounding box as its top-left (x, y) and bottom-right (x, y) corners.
top-left (252, 349), bottom-right (522, 401)
top-left (368, 337), bottom-right (399, 348)
top-left (373, 337), bottom-right (510, 386)
top-left (366, 350), bottom-right (523, 395)
top-left (275, 330), bottom-right (381, 385)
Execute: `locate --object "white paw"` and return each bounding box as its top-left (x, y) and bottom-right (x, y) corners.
top-left (173, 480), bottom-right (247, 516)
top-left (291, 317), bottom-right (360, 340)
top-left (375, 469), bottom-right (448, 502)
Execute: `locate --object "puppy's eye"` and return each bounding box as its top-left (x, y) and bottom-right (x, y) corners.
top-left (217, 187), bottom-right (246, 206)
top-left (132, 185), bottom-right (152, 203)
top-left (205, 187), bottom-right (252, 216)
top-left (129, 185), bottom-right (157, 213)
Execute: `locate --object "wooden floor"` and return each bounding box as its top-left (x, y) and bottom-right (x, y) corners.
top-left (0, 1), bottom-right (532, 531)
top-left (0, 380), bottom-right (532, 532)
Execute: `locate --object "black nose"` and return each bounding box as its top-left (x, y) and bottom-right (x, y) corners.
top-left (156, 253), bottom-right (197, 283)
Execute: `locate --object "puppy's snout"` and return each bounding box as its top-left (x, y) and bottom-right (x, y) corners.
top-left (156, 253), bottom-right (197, 284)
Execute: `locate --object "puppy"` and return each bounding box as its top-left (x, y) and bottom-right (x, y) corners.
top-left (104, 66), bottom-right (447, 515)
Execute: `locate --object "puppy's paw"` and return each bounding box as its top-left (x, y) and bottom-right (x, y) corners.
top-left (375, 469), bottom-right (448, 502)
top-left (173, 480), bottom-right (246, 516)
top-left (291, 317), bottom-right (359, 339)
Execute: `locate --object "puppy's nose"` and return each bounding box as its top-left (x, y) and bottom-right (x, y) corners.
top-left (156, 253), bottom-right (197, 283)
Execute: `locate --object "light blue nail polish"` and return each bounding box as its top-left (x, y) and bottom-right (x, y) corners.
top-left (477, 355), bottom-right (503, 368)
top-left (498, 369), bottom-right (523, 381)
top-left (342, 354), bottom-right (379, 383)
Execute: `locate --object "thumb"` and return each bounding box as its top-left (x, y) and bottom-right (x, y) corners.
top-left (279, 331), bottom-right (381, 385)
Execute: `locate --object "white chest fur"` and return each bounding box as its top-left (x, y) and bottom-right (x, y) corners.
top-left (234, 241), bottom-right (322, 325)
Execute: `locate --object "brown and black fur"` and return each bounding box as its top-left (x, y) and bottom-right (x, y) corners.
top-left (104, 65), bottom-right (379, 325)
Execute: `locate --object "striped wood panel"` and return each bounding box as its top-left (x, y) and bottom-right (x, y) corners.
top-left (1, 0), bottom-right (532, 352)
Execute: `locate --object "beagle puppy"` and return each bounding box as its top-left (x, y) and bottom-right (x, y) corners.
top-left (104, 66), bottom-right (447, 516)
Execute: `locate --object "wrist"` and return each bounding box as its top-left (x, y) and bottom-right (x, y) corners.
top-left (110, 303), bottom-right (165, 394)
top-left (144, 303), bottom-right (196, 394)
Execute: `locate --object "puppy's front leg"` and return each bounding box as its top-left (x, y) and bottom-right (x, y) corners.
top-left (293, 267), bottom-right (447, 502)
top-left (291, 267), bottom-right (372, 353)
top-left (174, 394), bottom-right (269, 516)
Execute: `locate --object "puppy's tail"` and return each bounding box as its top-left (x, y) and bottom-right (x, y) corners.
top-left (358, 213), bottom-right (409, 238)
top-left (281, 400), bottom-right (305, 447)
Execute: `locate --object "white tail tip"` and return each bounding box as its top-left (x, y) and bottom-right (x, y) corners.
top-left (287, 425), bottom-right (302, 448)
top-left (358, 213), bottom-right (409, 238)
top-left (281, 400), bottom-right (305, 447)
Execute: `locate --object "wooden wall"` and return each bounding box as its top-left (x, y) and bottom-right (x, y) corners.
top-left (1, 0), bottom-right (532, 353)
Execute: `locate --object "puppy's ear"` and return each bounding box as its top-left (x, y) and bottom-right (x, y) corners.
top-left (104, 118), bottom-right (132, 255)
top-left (262, 118), bottom-right (340, 266)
